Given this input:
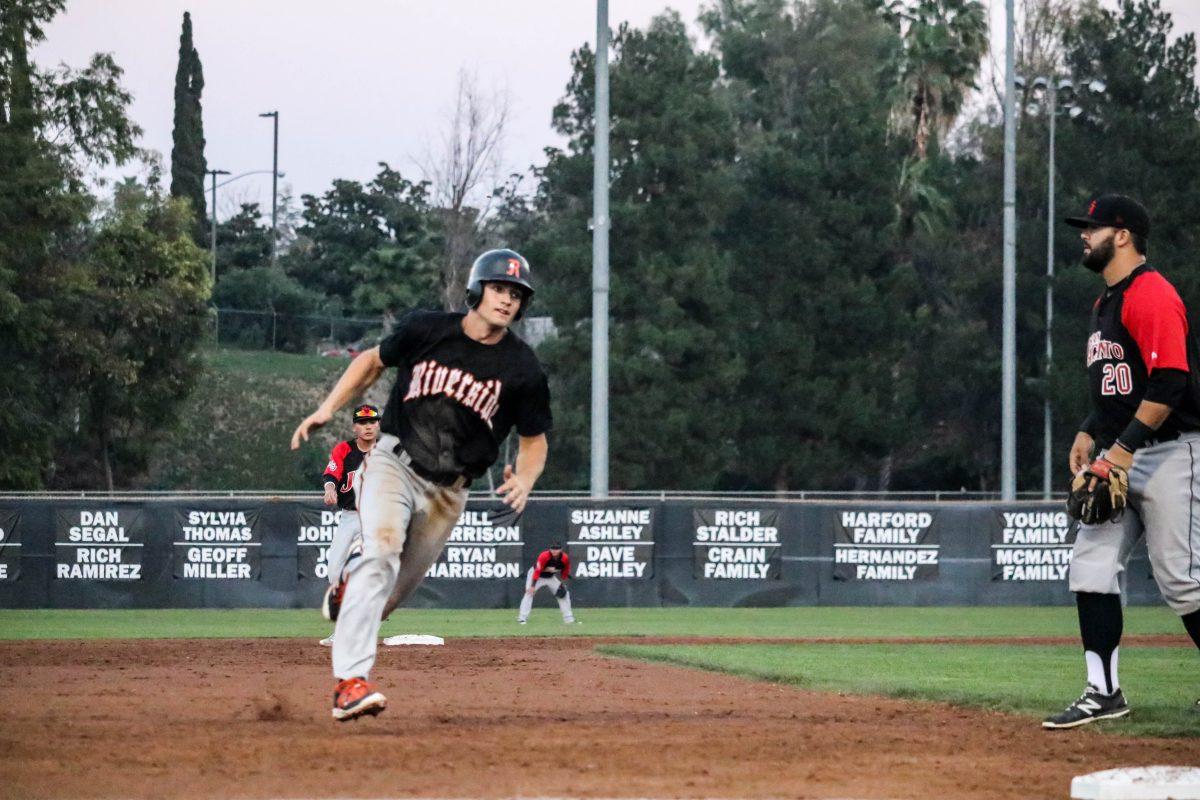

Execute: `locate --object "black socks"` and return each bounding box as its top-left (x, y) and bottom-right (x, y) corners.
top-left (1183, 608), bottom-right (1200, 650)
top-left (1077, 592), bottom-right (1123, 695)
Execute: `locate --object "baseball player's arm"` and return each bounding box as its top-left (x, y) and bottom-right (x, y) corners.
top-left (530, 550), bottom-right (550, 581)
top-left (496, 433), bottom-right (547, 513)
top-left (1104, 400), bottom-right (1175, 469)
top-left (560, 552), bottom-right (570, 580)
top-left (290, 347), bottom-right (386, 449)
top-left (322, 442), bottom-right (350, 505)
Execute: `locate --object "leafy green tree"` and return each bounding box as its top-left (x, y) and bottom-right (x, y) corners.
top-left (212, 266), bottom-right (323, 352)
top-left (0, 0), bottom-right (140, 488)
top-left (214, 202), bottom-right (272, 275)
top-left (52, 185), bottom-right (211, 489)
top-left (284, 164), bottom-right (442, 314)
top-left (523, 13), bottom-right (744, 489)
top-left (169, 11), bottom-right (206, 230)
top-left (702, 0), bottom-right (911, 490)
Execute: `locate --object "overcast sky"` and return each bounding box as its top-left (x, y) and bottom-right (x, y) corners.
top-left (34, 1), bottom-right (1200, 215)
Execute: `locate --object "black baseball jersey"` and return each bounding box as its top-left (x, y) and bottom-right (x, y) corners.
top-left (378, 310), bottom-right (552, 480)
top-left (1085, 264), bottom-right (1200, 448)
top-left (322, 440), bottom-right (370, 511)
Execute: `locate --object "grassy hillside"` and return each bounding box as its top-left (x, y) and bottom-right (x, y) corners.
top-left (140, 348), bottom-right (387, 491)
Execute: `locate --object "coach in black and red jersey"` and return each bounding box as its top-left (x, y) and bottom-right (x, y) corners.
top-left (1043, 194), bottom-right (1200, 729)
top-left (316, 403), bottom-right (380, 646)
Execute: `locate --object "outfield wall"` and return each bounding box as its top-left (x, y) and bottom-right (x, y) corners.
top-left (0, 497), bottom-right (1161, 609)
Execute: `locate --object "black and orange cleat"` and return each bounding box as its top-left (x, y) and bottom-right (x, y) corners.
top-left (332, 677), bottom-right (386, 721)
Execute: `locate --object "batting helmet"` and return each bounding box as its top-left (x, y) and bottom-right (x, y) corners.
top-left (465, 249), bottom-right (534, 321)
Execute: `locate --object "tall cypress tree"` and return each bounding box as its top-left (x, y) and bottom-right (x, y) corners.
top-left (170, 11), bottom-right (206, 228)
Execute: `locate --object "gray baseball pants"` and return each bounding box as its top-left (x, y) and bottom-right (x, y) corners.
top-left (332, 433), bottom-right (467, 680)
top-left (517, 567), bottom-right (574, 623)
top-left (1069, 432), bottom-right (1200, 615)
top-left (325, 510), bottom-right (361, 586)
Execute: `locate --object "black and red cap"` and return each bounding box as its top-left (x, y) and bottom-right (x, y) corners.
top-left (1064, 194), bottom-right (1150, 237)
top-left (549, 540), bottom-right (563, 550)
top-left (353, 404), bottom-right (380, 423)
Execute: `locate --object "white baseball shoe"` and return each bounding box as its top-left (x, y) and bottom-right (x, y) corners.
top-left (319, 634), bottom-right (335, 646)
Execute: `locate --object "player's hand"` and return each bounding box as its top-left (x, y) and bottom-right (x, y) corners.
top-left (497, 464), bottom-right (532, 513)
top-left (1069, 431), bottom-right (1095, 476)
top-left (323, 485), bottom-right (337, 506)
top-left (1103, 443), bottom-right (1134, 472)
top-left (291, 408), bottom-right (333, 450)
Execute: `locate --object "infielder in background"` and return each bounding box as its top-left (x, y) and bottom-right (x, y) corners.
top-left (291, 249), bottom-right (552, 722)
top-left (517, 540), bottom-right (575, 625)
top-left (1044, 194), bottom-right (1200, 729)
top-left (317, 403), bottom-right (380, 647)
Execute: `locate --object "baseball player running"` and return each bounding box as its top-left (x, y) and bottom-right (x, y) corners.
top-left (291, 249), bottom-right (552, 722)
top-left (1044, 194), bottom-right (1200, 729)
top-left (317, 404), bottom-right (380, 647)
top-left (517, 540), bottom-right (575, 625)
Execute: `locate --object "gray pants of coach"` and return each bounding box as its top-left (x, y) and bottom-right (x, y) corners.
top-left (332, 433), bottom-right (467, 679)
top-left (1069, 432), bottom-right (1200, 616)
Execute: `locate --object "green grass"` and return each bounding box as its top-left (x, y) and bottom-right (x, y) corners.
top-left (0, 605), bottom-right (1185, 640)
top-left (141, 347), bottom-right (360, 490)
top-left (5, 606), bottom-right (1193, 737)
top-left (204, 347), bottom-right (346, 381)
top-left (598, 641), bottom-right (1200, 738)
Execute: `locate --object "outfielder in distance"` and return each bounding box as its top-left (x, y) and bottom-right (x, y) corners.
top-left (291, 249), bottom-right (552, 722)
top-left (317, 403), bottom-right (380, 647)
top-left (517, 539), bottom-right (576, 625)
top-left (1045, 194), bottom-right (1200, 729)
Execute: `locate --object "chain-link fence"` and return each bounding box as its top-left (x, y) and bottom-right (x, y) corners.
top-left (211, 307), bottom-right (386, 354)
top-left (211, 308), bottom-right (557, 354)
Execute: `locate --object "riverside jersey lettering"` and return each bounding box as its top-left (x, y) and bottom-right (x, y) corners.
top-left (1086, 264), bottom-right (1200, 447)
top-left (378, 310), bottom-right (551, 480)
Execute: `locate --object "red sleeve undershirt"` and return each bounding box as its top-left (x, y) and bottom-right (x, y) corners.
top-left (532, 550), bottom-right (551, 581)
top-left (323, 441), bottom-right (351, 486)
top-left (560, 553), bottom-right (570, 580)
top-left (1121, 271), bottom-right (1189, 373)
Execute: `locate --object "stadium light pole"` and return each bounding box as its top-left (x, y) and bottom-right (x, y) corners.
top-left (1001, 0), bottom-right (1017, 501)
top-left (1023, 77), bottom-right (1100, 498)
top-left (591, 0), bottom-right (610, 498)
top-left (206, 168), bottom-right (230, 285)
top-left (206, 170), bottom-right (284, 286)
top-left (1043, 78), bottom-right (1058, 500)
top-left (258, 111), bottom-right (279, 265)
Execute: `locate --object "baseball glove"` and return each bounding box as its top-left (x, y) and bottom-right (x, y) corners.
top-left (555, 584), bottom-right (568, 599)
top-left (1066, 458), bottom-right (1129, 524)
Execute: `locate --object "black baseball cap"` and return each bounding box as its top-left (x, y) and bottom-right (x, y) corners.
top-left (353, 404), bottom-right (380, 423)
top-left (549, 540), bottom-right (563, 549)
top-left (1064, 194), bottom-right (1150, 237)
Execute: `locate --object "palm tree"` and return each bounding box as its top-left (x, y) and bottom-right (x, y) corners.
top-left (881, 0), bottom-right (990, 160)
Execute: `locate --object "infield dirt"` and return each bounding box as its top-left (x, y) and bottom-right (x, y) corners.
top-left (1, 637), bottom-right (1196, 799)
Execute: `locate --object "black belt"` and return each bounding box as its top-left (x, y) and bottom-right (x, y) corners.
top-left (392, 444), bottom-right (470, 489)
top-left (1144, 430), bottom-right (1182, 448)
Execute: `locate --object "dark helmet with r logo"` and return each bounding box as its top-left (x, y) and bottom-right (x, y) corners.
top-left (465, 249), bottom-right (535, 321)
